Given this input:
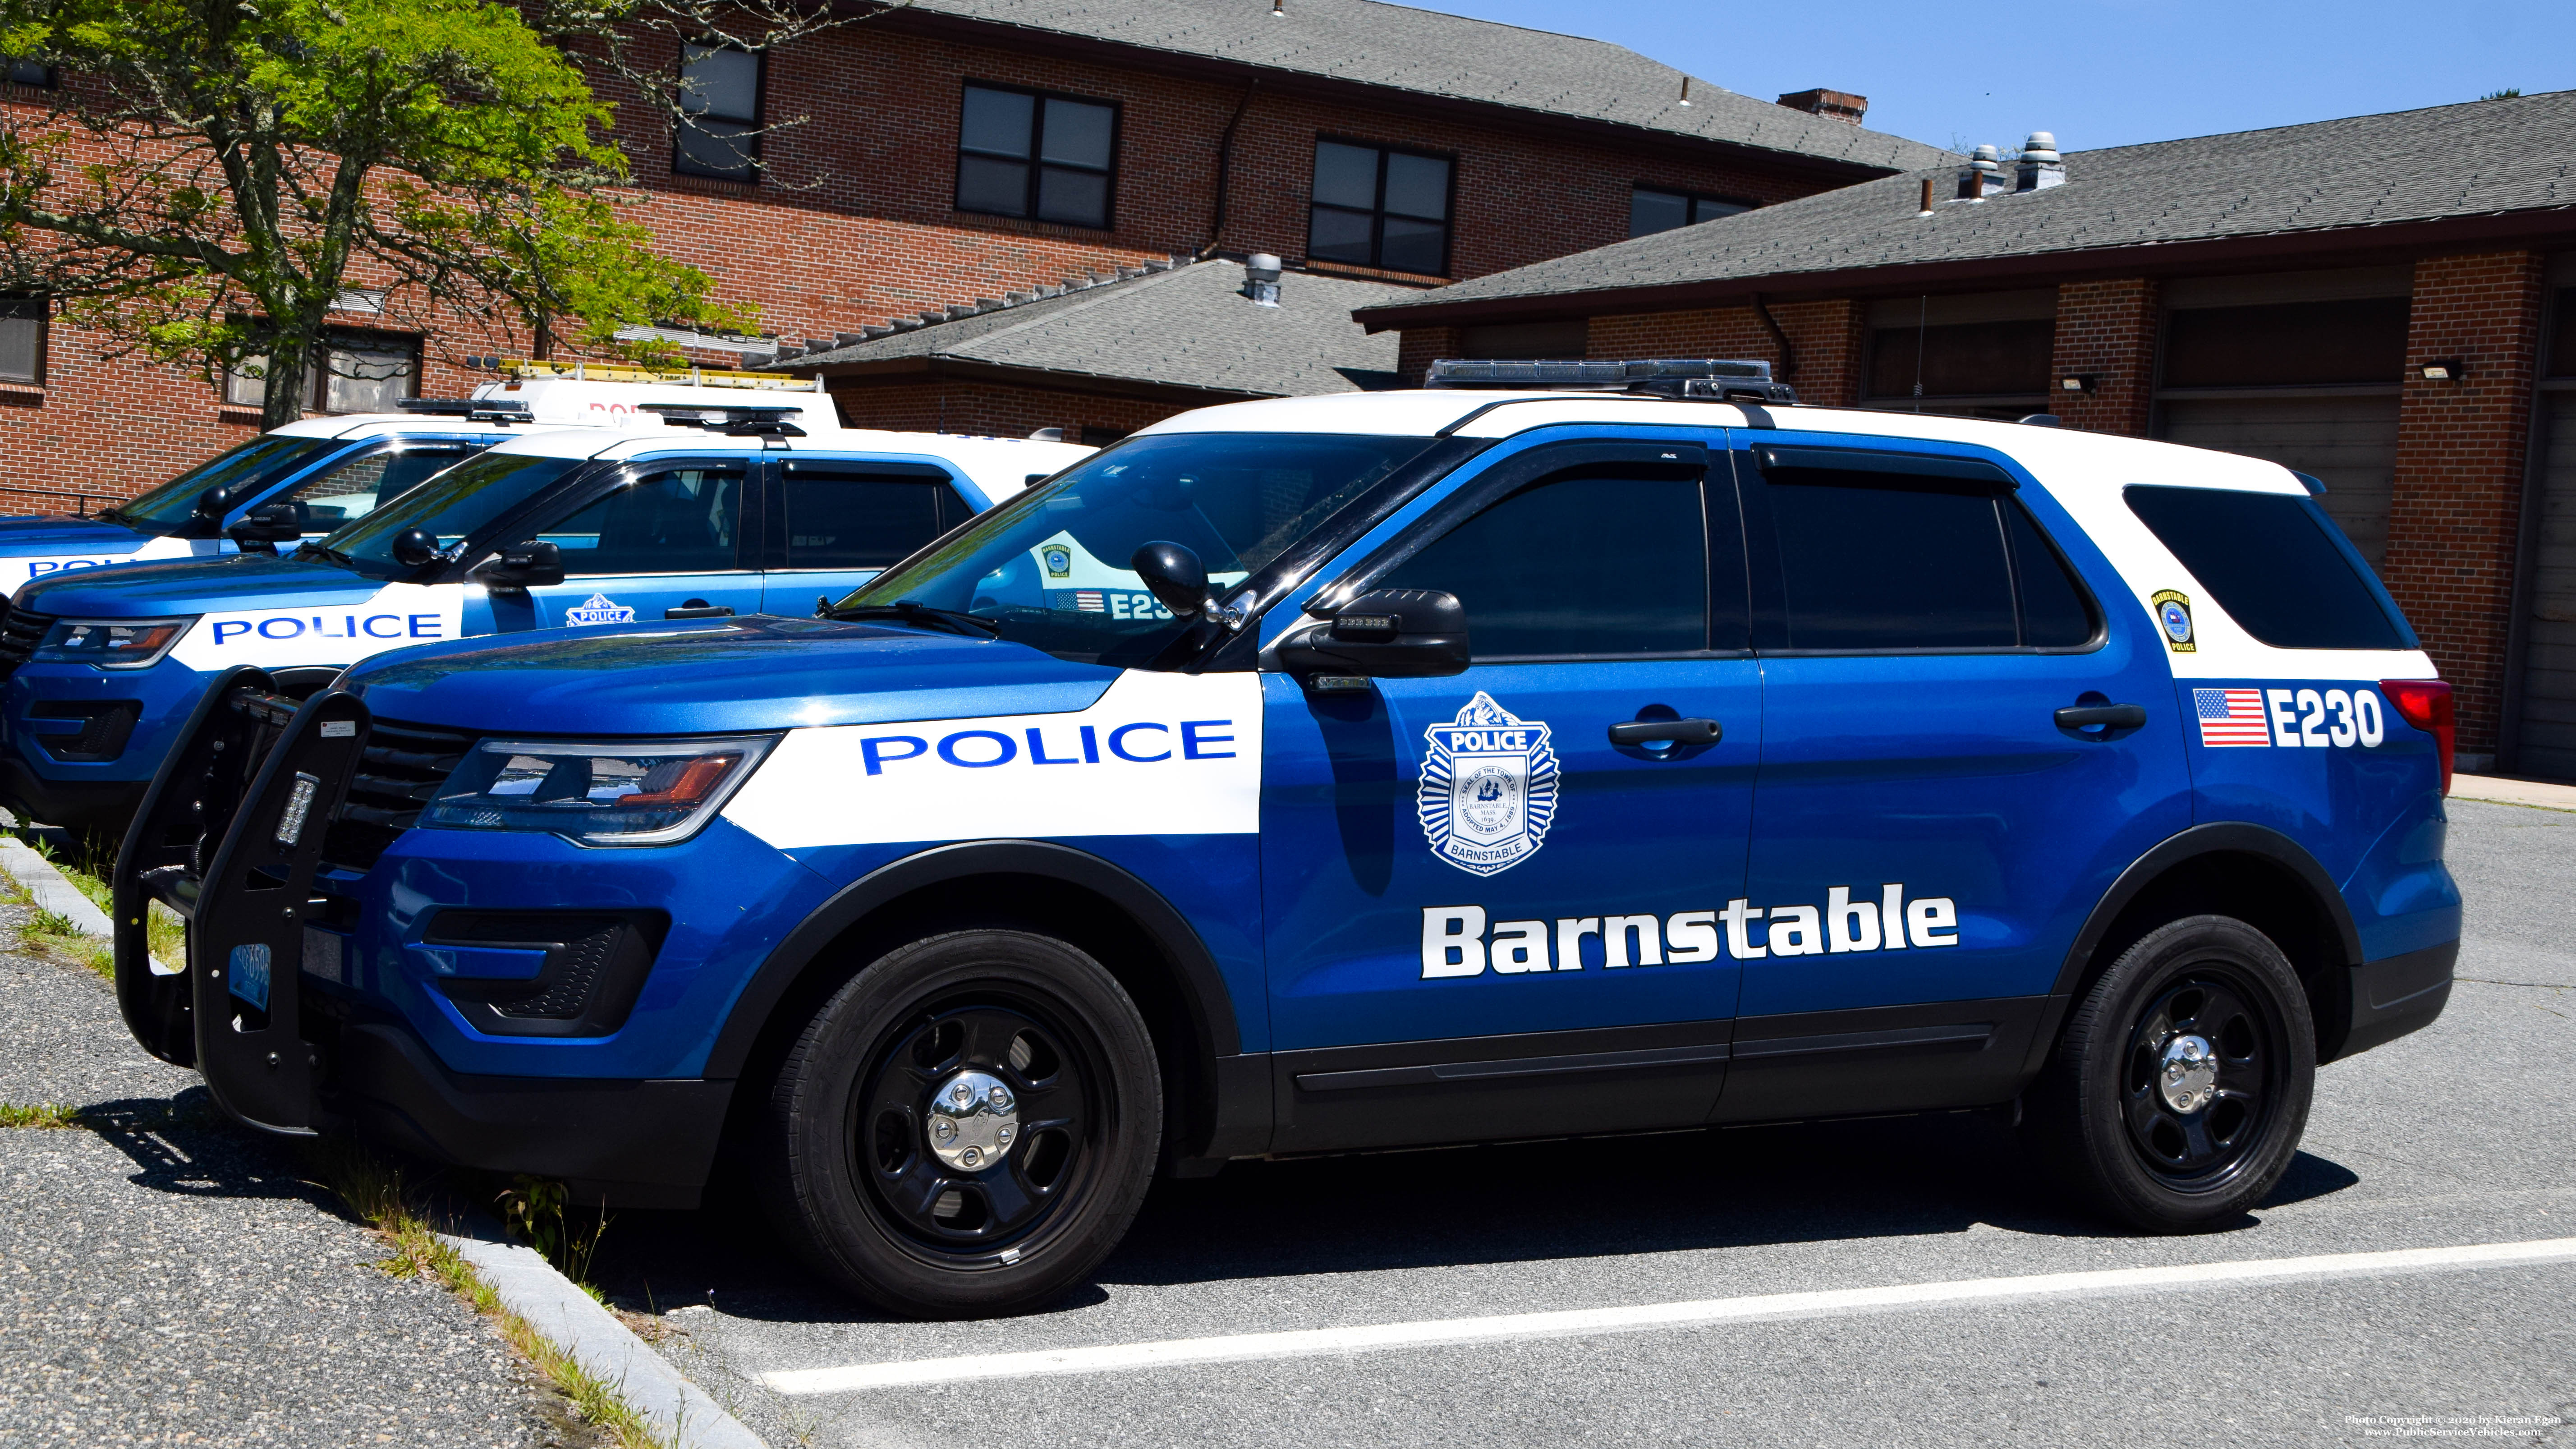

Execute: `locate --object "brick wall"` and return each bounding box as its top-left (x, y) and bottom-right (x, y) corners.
top-left (829, 378), bottom-right (1195, 442)
top-left (2381, 249), bottom-right (2548, 755)
top-left (1584, 300), bottom-right (1864, 404)
top-left (2049, 278), bottom-right (2158, 435)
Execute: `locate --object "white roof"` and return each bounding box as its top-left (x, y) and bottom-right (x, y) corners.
top-left (473, 425), bottom-right (1096, 505)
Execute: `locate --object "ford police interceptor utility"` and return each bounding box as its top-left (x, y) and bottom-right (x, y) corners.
top-left (4, 411), bottom-right (1084, 834)
top-left (0, 362), bottom-right (839, 598)
top-left (115, 359), bottom-right (2459, 1320)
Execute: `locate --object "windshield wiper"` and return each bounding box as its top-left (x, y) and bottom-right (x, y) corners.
top-left (825, 600), bottom-right (1002, 638)
top-left (296, 541), bottom-right (354, 566)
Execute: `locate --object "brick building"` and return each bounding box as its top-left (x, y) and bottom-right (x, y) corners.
top-left (0, 0), bottom-right (1946, 512)
top-left (1353, 92), bottom-right (2576, 779)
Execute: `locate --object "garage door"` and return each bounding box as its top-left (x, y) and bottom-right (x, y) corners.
top-left (2158, 394), bottom-right (2402, 567)
top-left (2514, 392), bottom-right (2576, 781)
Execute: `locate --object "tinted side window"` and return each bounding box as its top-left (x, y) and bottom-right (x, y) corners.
top-left (2124, 485), bottom-right (2407, 649)
top-left (1378, 471), bottom-right (1706, 658)
top-left (781, 474), bottom-right (967, 569)
top-left (2006, 501), bottom-right (2099, 647)
top-left (540, 468), bottom-right (744, 576)
top-left (286, 446), bottom-right (473, 533)
top-left (1767, 476), bottom-right (2017, 649)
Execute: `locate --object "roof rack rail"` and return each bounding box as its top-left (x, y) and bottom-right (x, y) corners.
top-left (398, 397), bottom-right (536, 422)
top-left (497, 358), bottom-right (825, 392)
top-left (1424, 357), bottom-right (1797, 405)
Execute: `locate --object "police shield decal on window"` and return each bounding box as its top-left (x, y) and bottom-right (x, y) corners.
top-left (564, 592), bottom-right (636, 626)
top-left (1418, 692), bottom-right (1558, 876)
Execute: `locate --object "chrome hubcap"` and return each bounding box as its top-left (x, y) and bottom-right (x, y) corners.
top-left (2158, 1034), bottom-right (2218, 1114)
top-left (925, 1069), bottom-right (1018, 1172)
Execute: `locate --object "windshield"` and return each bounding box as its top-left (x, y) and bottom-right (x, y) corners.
top-left (316, 452), bottom-right (584, 575)
top-left (840, 432), bottom-right (1436, 665)
top-left (106, 435), bottom-right (340, 532)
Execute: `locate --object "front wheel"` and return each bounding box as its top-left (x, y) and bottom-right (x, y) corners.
top-left (2025, 915), bottom-right (2315, 1231)
top-left (759, 929), bottom-right (1161, 1318)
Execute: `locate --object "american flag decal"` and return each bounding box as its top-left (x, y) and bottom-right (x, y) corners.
top-left (1074, 590), bottom-right (1105, 612)
top-left (2195, 688), bottom-right (2271, 747)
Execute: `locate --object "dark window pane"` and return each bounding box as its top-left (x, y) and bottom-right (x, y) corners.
top-left (1312, 141), bottom-right (1379, 209)
top-left (1040, 97), bottom-right (1113, 169)
top-left (1307, 205), bottom-right (1373, 264)
top-left (5, 60), bottom-right (49, 87)
top-left (1381, 474), bottom-right (1706, 658)
top-left (1768, 478), bottom-right (2016, 649)
top-left (1378, 216), bottom-right (1446, 276)
top-left (2006, 501), bottom-right (2097, 646)
top-left (1036, 166), bottom-right (1109, 227)
top-left (680, 46), bottom-right (759, 121)
top-left (2547, 287), bottom-right (2576, 378)
top-left (957, 154), bottom-right (1029, 216)
top-left (288, 447), bottom-right (468, 533)
top-left (0, 294), bottom-right (41, 383)
top-left (783, 477), bottom-right (958, 569)
top-left (1629, 189), bottom-right (1687, 237)
top-left (961, 86), bottom-right (1033, 157)
top-left (1691, 198), bottom-right (1750, 223)
top-left (540, 469), bottom-right (744, 576)
top-left (2124, 485), bottom-right (2407, 649)
top-left (1865, 318), bottom-right (2055, 399)
top-left (1382, 152), bottom-right (1449, 220)
top-left (676, 118), bottom-right (756, 179)
top-left (2160, 297), bottom-right (2410, 389)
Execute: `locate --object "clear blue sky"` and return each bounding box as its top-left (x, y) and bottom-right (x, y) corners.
top-left (1401, 0), bottom-right (2576, 155)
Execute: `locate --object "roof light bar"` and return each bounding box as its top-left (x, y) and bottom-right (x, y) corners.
top-left (1424, 357), bottom-right (1796, 404)
top-left (398, 397), bottom-right (537, 422)
top-left (635, 403), bottom-right (807, 431)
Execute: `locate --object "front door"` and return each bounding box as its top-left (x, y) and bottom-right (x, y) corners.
top-left (515, 460), bottom-right (762, 630)
top-left (758, 459), bottom-right (977, 617)
top-left (1723, 434), bottom-right (2192, 1120)
top-left (1260, 439), bottom-right (1760, 1151)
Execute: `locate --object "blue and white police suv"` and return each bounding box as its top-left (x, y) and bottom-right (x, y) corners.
top-left (5, 409), bottom-right (1083, 834)
top-left (0, 365), bottom-right (839, 597)
top-left (116, 359), bottom-right (2459, 1319)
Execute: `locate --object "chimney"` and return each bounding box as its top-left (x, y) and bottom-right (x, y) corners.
top-left (2015, 132), bottom-right (2066, 191)
top-left (1776, 88), bottom-right (1867, 125)
top-left (1241, 253), bottom-right (1282, 308)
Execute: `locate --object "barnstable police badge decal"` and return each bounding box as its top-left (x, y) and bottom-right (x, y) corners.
top-left (2151, 589), bottom-right (2195, 653)
top-left (1419, 692), bottom-right (1559, 876)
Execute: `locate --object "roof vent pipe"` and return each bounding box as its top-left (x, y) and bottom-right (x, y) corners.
top-left (2015, 132), bottom-right (2065, 192)
top-left (1243, 253), bottom-right (1282, 307)
top-left (1955, 144), bottom-right (2004, 202)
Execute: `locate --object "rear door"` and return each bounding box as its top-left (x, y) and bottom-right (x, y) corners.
top-left (758, 459), bottom-right (976, 617)
top-left (515, 458), bottom-right (761, 628)
top-left (1725, 433), bottom-right (2192, 1122)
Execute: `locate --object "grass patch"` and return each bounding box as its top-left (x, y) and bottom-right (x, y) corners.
top-left (320, 1145), bottom-right (671, 1449)
top-left (0, 1101), bottom-right (87, 1129)
top-left (0, 829), bottom-right (183, 980)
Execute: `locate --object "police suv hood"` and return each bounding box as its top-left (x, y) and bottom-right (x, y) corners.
top-left (343, 616), bottom-right (1119, 735)
top-left (0, 515), bottom-right (149, 556)
top-left (14, 552), bottom-right (378, 616)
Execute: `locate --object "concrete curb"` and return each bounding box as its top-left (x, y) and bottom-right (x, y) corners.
top-left (0, 834), bottom-right (115, 937)
top-left (441, 1219), bottom-right (769, 1449)
top-left (2450, 773), bottom-right (2576, 813)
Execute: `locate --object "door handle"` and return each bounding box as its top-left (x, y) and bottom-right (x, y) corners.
top-left (1608, 717), bottom-right (1722, 746)
top-left (665, 603), bottom-right (737, 620)
top-left (2054, 703), bottom-right (2147, 729)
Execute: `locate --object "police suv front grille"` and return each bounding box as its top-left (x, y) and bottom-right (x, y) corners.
top-left (0, 607), bottom-right (55, 677)
top-left (320, 717), bottom-right (476, 873)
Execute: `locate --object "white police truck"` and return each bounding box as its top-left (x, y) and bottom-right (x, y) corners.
top-left (121, 359), bottom-right (2457, 1318)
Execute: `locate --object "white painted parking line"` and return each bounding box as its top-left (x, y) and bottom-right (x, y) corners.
top-left (761, 1237), bottom-right (2576, 1396)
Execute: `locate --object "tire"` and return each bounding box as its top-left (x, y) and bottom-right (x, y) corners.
top-left (758, 929), bottom-right (1161, 1318)
top-left (2025, 914), bottom-right (2315, 1231)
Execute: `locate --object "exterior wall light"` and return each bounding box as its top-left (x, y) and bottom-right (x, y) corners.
top-left (2419, 359), bottom-right (2467, 381)
top-left (2056, 374), bottom-right (2096, 393)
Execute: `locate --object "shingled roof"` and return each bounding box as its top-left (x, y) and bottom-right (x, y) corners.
top-left (894, 0), bottom-right (1952, 175)
top-left (773, 257), bottom-right (1405, 398)
top-left (1355, 90), bottom-right (2576, 328)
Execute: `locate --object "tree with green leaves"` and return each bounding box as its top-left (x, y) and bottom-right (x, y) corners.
top-left (0, 0), bottom-right (863, 430)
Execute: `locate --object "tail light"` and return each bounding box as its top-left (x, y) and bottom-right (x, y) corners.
top-left (2379, 679), bottom-right (2455, 793)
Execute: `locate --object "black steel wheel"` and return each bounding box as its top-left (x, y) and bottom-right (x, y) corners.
top-left (760, 930), bottom-right (1160, 1318)
top-left (2025, 914), bottom-right (2315, 1231)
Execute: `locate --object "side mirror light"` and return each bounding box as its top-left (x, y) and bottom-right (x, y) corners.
top-left (1276, 587), bottom-right (1470, 683)
top-left (472, 539), bottom-right (565, 590)
top-left (225, 501), bottom-right (304, 551)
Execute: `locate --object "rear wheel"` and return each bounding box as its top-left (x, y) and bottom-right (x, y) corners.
top-left (759, 929), bottom-right (1160, 1317)
top-left (2025, 914), bottom-right (2314, 1230)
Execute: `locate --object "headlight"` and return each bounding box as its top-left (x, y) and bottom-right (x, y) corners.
top-left (421, 735), bottom-right (776, 846)
top-left (31, 617), bottom-right (197, 669)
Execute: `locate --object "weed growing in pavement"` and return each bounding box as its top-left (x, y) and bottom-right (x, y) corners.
top-left (1, 842), bottom-right (185, 980)
top-left (0, 1101), bottom-right (87, 1129)
top-left (318, 1141), bottom-right (675, 1449)
top-left (498, 1173), bottom-right (614, 1291)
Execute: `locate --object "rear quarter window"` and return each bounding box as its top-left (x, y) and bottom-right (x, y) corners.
top-left (2124, 484), bottom-right (2411, 650)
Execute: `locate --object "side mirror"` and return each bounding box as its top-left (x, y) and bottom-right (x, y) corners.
top-left (1276, 588), bottom-right (1470, 682)
top-left (390, 527), bottom-right (442, 570)
top-left (472, 539), bottom-right (564, 590)
top-left (225, 501), bottom-right (303, 552)
top-left (1130, 541), bottom-right (1208, 619)
top-left (187, 486), bottom-right (233, 534)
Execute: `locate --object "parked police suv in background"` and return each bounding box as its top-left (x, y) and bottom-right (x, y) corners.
top-left (118, 359), bottom-right (2459, 1320)
top-left (0, 377), bottom-right (1082, 834)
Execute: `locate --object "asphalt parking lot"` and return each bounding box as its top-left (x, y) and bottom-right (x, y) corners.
top-left (2, 800), bottom-right (2568, 1447)
top-left (605, 797), bottom-right (2576, 1449)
